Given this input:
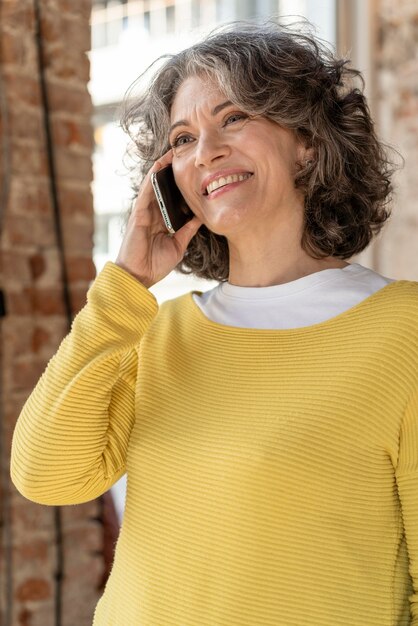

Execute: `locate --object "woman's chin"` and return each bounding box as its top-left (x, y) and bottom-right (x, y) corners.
top-left (201, 207), bottom-right (248, 237)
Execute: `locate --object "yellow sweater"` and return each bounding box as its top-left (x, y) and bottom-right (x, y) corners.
top-left (11, 261), bottom-right (418, 626)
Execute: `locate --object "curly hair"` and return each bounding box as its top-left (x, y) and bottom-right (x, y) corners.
top-left (119, 19), bottom-right (401, 282)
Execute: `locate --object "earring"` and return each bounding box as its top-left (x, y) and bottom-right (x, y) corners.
top-left (305, 159), bottom-right (314, 166)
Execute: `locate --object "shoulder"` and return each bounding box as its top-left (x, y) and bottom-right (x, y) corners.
top-left (377, 280), bottom-right (418, 345)
top-left (144, 292), bottom-right (195, 339)
top-left (158, 291), bottom-right (194, 314)
top-left (376, 280), bottom-right (418, 320)
top-left (386, 279), bottom-right (418, 305)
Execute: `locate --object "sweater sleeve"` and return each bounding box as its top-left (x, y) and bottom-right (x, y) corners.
top-left (395, 383), bottom-right (418, 625)
top-left (10, 261), bottom-right (159, 506)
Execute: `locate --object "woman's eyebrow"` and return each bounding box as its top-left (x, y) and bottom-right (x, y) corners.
top-left (168, 100), bottom-right (233, 135)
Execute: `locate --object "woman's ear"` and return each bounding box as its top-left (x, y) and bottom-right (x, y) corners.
top-left (295, 144), bottom-right (316, 171)
top-left (303, 147), bottom-right (315, 163)
top-left (298, 144), bottom-right (315, 166)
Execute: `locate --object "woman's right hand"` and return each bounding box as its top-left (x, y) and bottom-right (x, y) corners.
top-left (115, 149), bottom-right (203, 288)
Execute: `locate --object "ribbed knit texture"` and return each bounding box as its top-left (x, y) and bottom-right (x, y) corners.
top-left (10, 261), bottom-right (418, 626)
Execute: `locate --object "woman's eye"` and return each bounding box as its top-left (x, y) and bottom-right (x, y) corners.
top-left (171, 114), bottom-right (249, 149)
top-left (225, 113), bottom-right (247, 125)
top-left (172, 135), bottom-right (192, 148)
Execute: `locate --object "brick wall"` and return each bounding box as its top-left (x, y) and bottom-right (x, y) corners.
top-left (0, 1), bottom-right (105, 624)
top-left (373, 0), bottom-right (418, 279)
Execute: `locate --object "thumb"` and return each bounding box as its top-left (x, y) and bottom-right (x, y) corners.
top-left (173, 216), bottom-right (203, 253)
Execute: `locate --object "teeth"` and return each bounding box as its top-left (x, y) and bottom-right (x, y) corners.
top-left (206, 173), bottom-right (251, 195)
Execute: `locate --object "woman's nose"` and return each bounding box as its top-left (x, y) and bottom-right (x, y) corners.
top-left (194, 131), bottom-right (231, 168)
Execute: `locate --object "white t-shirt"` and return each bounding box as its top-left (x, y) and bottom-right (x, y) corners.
top-left (192, 262), bottom-right (397, 329)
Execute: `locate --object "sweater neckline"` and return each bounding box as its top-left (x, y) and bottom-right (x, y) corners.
top-left (188, 280), bottom-right (405, 335)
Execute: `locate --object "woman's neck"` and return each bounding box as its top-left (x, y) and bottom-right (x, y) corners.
top-left (227, 246), bottom-right (349, 288)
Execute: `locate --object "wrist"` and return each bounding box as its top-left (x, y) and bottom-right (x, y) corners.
top-left (114, 261), bottom-right (153, 289)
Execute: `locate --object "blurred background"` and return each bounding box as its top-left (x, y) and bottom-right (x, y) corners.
top-left (1, 0), bottom-right (417, 624)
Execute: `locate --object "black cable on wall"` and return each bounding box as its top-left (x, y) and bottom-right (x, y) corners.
top-left (32, 0), bottom-right (75, 623)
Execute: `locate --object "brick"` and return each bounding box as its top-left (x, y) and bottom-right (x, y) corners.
top-left (3, 214), bottom-right (56, 247)
top-left (9, 107), bottom-right (43, 143)
top-left (0, 2), bottom-right (35, 30)
top-left (31, 287), bottom-right (67, 315)
top-left (4, 285), bottom-right (69, 316)
top-left (0, 251), bottom-right (32, 285)
top-left (57, 186), bottom-right (94, 217)
top-left (10, 358), bottom-right (48, 391)
top-left (46, 48), bottom-right (91, 83)
top-left (11, 140), bottom-right (49, 178)
top-left (61, 499), bottom-right (101, 524)
top-left (8, 179), bottom-right (52, 217)
top-left (31, 326), bottom-right (51, 352)
top-left (29, 248), bottom-right (62, 287)
top-left (48, 81), bottom-right (93, 116)
top-left (15, 578), bottom-right (51, 602)
top-left (67, 257), bottom-right (96, 282)
top-left (1, 419), bottom-right (16, 459)
top-left (3, 72), bottom-right (41, 108)
top-left (61, 216), bottom-right (95, 252)
top-left (7, 289), bottom-right (34, 316)
top-left (65, 522), bottom-right (103, 557)
top-left (17, 608), bottom-right (32, 626)
top-left (16, 539), bottom-right (49, 562)
top-left (28, 253), bottom-right (47, 280)
top-left (1, 317), bottom-right (34, 354)
top-left (12, 543), bottom-right (56, 603)
top-left (57, 0), bottom-right (93, 21)
top-left (64, 552), bottom-right (104, 591)
top-left (52, 118), bottom-right (94, 151)
top-left (31, 318), bottom-right (69, 355)
top-left (63, 15), bottom-right (92, 52)
top-left (2, 316), bottom-right (66, 358)
top-left (62, 582), bottom-right (100, 626)
top-left (39, 7), bottom-right (62, 44)
top-left (16, 603), bottom-right (56, 626)
top-left (54, 148), bottom-right (93, 181)
top-left (0, 29), bottom-right (30, 66)
top-left (70, 285), bottom-right (89, 314)
top-left (4, 391), bottom-right (29, 422)
top-left (11, 492), bottom-right (55, 535)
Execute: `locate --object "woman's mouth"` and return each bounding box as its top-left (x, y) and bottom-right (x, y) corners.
top-left (204, 173), bottom-right (253, 198)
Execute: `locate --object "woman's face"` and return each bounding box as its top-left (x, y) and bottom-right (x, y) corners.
top-left (169, 74), bottom-right (310, 239)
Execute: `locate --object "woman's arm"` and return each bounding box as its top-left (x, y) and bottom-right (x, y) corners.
top-left (10, 261), bottom-right (159, 506)
top-left (395, 383), bottom-right (418, 625)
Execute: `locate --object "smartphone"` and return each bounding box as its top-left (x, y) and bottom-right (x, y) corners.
top-left (151, 165), bottom-right (194, 234)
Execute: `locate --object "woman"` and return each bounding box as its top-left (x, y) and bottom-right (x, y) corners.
top-left (11, 20), bottom-right (418, 626)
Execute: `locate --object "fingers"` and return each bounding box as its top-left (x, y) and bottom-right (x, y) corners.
top-left (132, 149), bottom-right (174, 216)
top-left (153, 148), bottom-right (174, 170)
top-left (139, 149), bottom-right (173, 194)
top-left (146, 148), bottom-right (174, 182)
top-left (173, 216), bottom-right (203, 252)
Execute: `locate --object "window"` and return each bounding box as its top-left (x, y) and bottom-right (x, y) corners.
top-left (91, 0), bottom-right (131, 47)
top-left (166, 5), bottom-right (175, 34)
top-left (92, 21), bottom-right (107, 48)
top-left (107, 19), bottom-right (123, 46)
top-left (191, 0), bottom-right (201, 28)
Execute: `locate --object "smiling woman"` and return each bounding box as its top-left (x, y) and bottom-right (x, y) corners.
top-left (120, 19), bottom-right (399, 284)
top-left (11, 18), bottom-right (418, 626)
